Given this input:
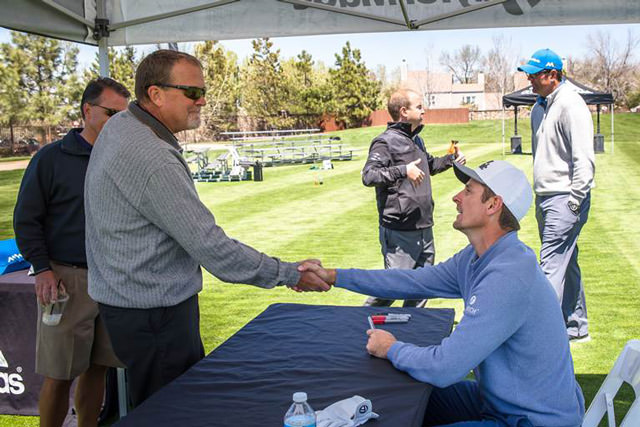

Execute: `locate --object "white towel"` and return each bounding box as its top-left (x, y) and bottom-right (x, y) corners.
top-left (315, 395), bottom-right (379, 427)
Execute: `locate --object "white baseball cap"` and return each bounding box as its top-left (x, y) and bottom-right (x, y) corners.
top-left (453, 160), bottom-right (532, 221)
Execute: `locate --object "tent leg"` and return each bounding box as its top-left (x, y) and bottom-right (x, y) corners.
top-left (501, 107), bottom-right (505, 157)
top-left (611, 104), bottom-right (614, 154)
top-left (97, 0), bottom-right (110, 78)
top-left (98, 38), bottom-right (109, 78)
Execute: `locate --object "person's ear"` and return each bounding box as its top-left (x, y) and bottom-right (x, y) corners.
top-left (81, 103), bottom-right (91, 121)
top-left (147, 85), bottom-right (164, 107)
top-left (487, 195), bottom-right (504, 216)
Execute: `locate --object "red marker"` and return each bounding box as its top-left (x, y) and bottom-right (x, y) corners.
top-left (370, 315), bottom-right (410, 325)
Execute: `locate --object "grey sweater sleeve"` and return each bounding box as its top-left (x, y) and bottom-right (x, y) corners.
top-left (138, 161), bottom-right (301, 288)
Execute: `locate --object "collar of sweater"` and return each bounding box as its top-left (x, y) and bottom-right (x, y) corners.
top-left (541, 81), bottom-right (566, 109)
top-left (60, 128), bottom-right (91, 157)
top-left (387, 121), bottom-right (424, 138)
top-left (128, 101), bottom-right (182, 152)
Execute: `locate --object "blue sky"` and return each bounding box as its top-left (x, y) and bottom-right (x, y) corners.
top-left (1, 23), bottom-right (638, 74)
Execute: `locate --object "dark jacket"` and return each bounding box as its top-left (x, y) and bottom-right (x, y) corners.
top-left (362, 122), bottom-right (454, 231)
top-left (14, 129), bottom-right (91, 272)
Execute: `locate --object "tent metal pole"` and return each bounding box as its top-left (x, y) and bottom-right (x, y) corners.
top-left (110, 0), bottom-right (239, 31)
top-left (412, 0), bottom-right (507, 27)
top-left (98, 39), bottom-right (109, 78)
top-left (40, 0), bottom-right (93, 27)
top-left (514, 106), bottom-right (518, 135)
top-left (501, 106), bottom-right (505, 157)
top-left (611, 104), bottom-right (614, 154)
top-left (398, 0), bottom-right (416, 29)
top-left (96, 0), bottom-right (109, 77)
top-left (596, 104), bottom-right (601, 133)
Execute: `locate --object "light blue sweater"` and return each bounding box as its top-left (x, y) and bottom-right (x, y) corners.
top-left (337, 232), bottom-right (584, 427)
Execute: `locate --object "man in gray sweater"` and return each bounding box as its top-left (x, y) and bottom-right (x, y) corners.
top-left (85, 50), bottom-right (328, 407)
top-left (518, 49), bottom-right (595, 342)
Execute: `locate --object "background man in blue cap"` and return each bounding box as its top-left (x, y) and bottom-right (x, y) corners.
top-left (518, 49), bottom-right (595, 342)
top-left (300, 160), bottom-right (585, 426)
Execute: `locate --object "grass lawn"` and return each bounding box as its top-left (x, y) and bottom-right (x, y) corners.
top-left (1, 113), bottom-right (638, 426)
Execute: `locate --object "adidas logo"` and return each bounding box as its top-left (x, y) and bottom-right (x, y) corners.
top-left (0, 350), bottom-right (25, 395)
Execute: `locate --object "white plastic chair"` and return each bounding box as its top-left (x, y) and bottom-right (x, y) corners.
top-left (582, 339), bottom-right (640, 427)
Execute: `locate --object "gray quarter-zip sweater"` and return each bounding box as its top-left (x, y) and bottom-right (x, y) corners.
top-left (531, 83), bottom-right (595, 206)
top-left (85, 102), bottom-right (300, 309)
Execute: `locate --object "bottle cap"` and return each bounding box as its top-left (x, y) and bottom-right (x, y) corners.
top-left (292, 392), bottom-right (307, 403)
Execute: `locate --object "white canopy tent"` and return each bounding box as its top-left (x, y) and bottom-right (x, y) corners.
top-left (1, 0), bottom-right (638, 419)
top-left (2, 0), bottom-right (640, 77)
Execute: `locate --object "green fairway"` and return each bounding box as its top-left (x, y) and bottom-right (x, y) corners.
top-left (2, 113), bottom-right (638, 426)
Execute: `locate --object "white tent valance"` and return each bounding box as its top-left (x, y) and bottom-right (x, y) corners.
top-left (2, 0), bottom-right (640, 47)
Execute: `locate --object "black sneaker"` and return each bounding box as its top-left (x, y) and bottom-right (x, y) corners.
top-left (569, 334), bottom-right (591, 344)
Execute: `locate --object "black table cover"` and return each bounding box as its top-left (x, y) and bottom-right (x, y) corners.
top-left (117, 303), bottom-right (455, 427)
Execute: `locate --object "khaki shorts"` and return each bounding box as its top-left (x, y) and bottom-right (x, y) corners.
top-left (36, 261), bottom-right (123, 380)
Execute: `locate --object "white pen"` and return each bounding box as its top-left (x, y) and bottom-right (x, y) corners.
top-left (367, 316), bottom-right (376, 330)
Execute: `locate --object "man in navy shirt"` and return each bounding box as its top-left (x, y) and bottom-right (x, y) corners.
top-left (300, 161), bottom-right (584, 426)
top-left (14, 78), bottom-right (130, 427)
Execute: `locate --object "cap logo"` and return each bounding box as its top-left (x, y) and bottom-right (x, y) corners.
top-left (479, 161), bottom-right (494, 170)
top-left (529, 57), bottom-right (541, 63)
top-left (546, 62), bottom-right (555, 67)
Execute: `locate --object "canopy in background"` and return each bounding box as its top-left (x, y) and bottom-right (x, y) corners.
top-left (501, 78), bottom-right (615, 154)
top-left (503, 77), bottom-right (614, 108)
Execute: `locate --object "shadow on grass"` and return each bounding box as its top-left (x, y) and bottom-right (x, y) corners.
top-left (578, 374), bottom-right (635, 425)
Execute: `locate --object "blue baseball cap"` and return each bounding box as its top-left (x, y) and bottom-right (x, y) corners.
top-left (517, 49), bottom-right (563, 74)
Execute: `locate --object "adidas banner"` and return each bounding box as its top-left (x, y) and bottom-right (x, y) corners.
top-left (0, 270), bottom-right (42, 415)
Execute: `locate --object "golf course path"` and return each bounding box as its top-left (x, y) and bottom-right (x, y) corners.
top-left (0, 160), bottom-right (29, 171)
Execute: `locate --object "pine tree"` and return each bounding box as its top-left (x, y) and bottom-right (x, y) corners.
top-left (329, 42), bottom-right (381, 129)
top-left (1, 31), bottom-right (81, 143)
top-left (85, 46), bottom-right (138, 96)
top-left (194, 40), bottom-right (240, 136)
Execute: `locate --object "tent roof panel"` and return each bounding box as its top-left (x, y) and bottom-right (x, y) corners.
top-left (1, 0), bottom-right (639, 46)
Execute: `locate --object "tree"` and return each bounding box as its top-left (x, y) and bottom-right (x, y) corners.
top-left (484, 35), bottom-right (518, 97)
top-left (583, 30), bottom-right (638, 108)
top-left (1, 32), bottom-right (81, 143)
top-left (85, 46), bottom-right (138, 96)
top-left (194, 40), bottom-right (240, 136)
top-left (240, 38), bottom-right (292, 129)
top-left (280, 51), bottom-right (333, 128)
top-left (440, 44), bottom-right (481, 84)
top-left (375, 64), bottom-right (400, 107)
top-left (329, 42), bottom-right (381, 129)
top-left (0, 42), bottom-right (30, 148)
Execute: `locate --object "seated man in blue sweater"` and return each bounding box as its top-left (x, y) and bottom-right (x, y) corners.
top-left (300, 160), bottom-right (585, 427)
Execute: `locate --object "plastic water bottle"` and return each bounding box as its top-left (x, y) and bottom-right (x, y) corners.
top-left (284, 392), bottom-right (316, 427)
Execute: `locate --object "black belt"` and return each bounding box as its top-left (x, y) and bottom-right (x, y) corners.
top-left (52, 260), bottom-right (88, 269)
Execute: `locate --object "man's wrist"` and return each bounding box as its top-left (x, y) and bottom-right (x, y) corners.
top-left (567, 200), bottom-right (580, 215)
top-left (33, 266), bottom-right (52, 275)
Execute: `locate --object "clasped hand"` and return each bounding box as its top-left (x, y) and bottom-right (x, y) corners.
top-left (293, 260), bottom-right (336, 292)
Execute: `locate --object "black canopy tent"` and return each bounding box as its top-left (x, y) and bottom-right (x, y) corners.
top-left (502, 77), bottom-right (615, 154)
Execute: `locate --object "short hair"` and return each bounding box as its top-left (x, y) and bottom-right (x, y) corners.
top-left (135, 49), bottom-right (203, 103)
top-left (553, 69), bottom-right (564, 81)
top-left (387, 89), bottom-right (419, 121)
top-left (481, 185), bottom-right (520, 232)
top-left (80, 78), bottom-right (130, 119)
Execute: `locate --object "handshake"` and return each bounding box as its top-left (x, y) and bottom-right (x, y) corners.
top-left (293, 259), bottom-right (336, 292)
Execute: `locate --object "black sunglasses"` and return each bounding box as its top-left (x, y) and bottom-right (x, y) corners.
top-left (526, 69), bottom-right (552, 78)
top-left (90, 104), bottom-right (122, 117)
top-left (151, 83), bottom-right (206, 100)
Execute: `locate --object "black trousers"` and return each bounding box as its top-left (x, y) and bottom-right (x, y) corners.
top-left (98, 294), bottom-right (205, 408)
